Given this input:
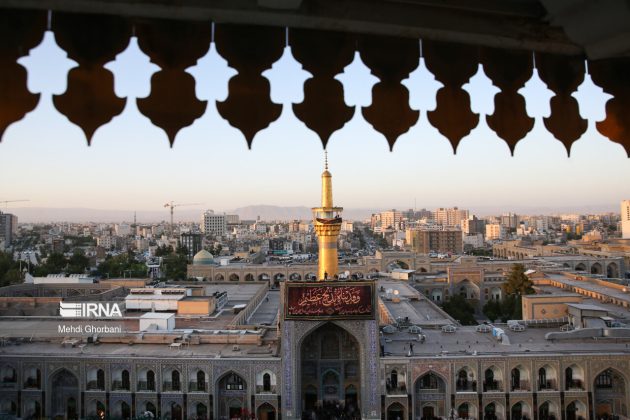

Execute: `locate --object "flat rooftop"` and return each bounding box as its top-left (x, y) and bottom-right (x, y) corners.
top-left (381, 323), bottom-right (630, 358)
top-left (203, 283), bottom-right (265, 304)
top-left (0, 339), bottom-right (278, 359)
top-left (247, 290), bottom-right (280, 326)
top-left (378, 280), bottom-right (454, 327)
top-left (546, 273), bottom-right (630, 302)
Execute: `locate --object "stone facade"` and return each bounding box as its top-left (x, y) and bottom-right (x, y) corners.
top-left (2, 348), bottom-right (629, 420)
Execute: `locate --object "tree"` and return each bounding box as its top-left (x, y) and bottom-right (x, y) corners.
top-left (97, 254), bottom-right (146, 278)
top-left (491, 263), bottom-right (534, 322)
top-left (482, 300), bottom-right (501, 322)
top-left (155, 245), bottom-right (173, 257)
top-left (33, 252), bottom-right (68, 276)
top-left (0, 251), bottom-right (24, 286)
top-left (441, 295), bottom-right (477, 325)
top-left (67, 250), bottom-right (90, 274)
top-left (175, 244), bottom-right (188, 257)
top-left (163, 253), bottom-right (188, 280)
top-left (2, 268), bottom-right (23, 286)
top-left (502, 264), bottom-right (534, 296)
top-left (500, 295), bottom-right (522, 321)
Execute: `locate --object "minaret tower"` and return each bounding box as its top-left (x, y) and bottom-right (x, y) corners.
top-left (312, 151), bottom-right (343, 281)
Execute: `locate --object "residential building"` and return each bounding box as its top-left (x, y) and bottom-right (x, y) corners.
top-left (0, 211), bottom-right (18, 245)
top-left (462, 215), bottom-right (486, 235)
top-left (380, 210), bottom-right (403, 231)
top-left (226, 214), bottom-right (240, 225)
top-left (201, 210), bottom-right (227, 237)
top-left (180, 233), bottom-right (202, 260)
top-left (433, 207), bottom-right (469, 227)
top-left (406, 227), bottom-right (463, 254)
top-left (463, 233), bottom-right (485, 249)
top-left (500, 212), bottom-right (519, 229)
top-left (485, 223), bottom-right (505, 241)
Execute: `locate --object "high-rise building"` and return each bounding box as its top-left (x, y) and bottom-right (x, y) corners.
top-left (179, 233), bottom-right (202, 260)
top-left (622, 200), bottom-right (630, 239)
top-left (200, 210), bottom-right (227, 237)
top-left (485, 223), bottom-right (505, 241)
top-left (433, 207), bottom-right (469, 227)
top-left (370, 213), bottom-right (381, 230)
top-left (115, 223), bottom-right (132, 236)
top-left (380, 210), bottom-right (403, 230)
top-left (289, 220), bottom-right (301, 233)
top-left (406, 227), bottom-right (463, 254)
top-left (500, 212), bottom-right (519, 229)
top-left (462, 215), bottom-right (486, 235)
top-left (312, 156), bottom-right (342, 280)
top-left (0, 212), bottom-right (18, 245)
top-left (226, 214), bottom-right (240, 225)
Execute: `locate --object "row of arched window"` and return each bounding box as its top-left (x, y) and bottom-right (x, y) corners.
top-left (385, 364), bottom-right (622, 396)
top-left (0, 364), bottom-right (276, 394)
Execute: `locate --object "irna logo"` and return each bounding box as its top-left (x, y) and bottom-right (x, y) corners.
top-left (59, 301), bottom-right (123, 318)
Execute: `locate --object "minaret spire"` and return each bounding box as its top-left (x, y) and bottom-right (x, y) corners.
top-left (312, 152), bottom-right (343, 281)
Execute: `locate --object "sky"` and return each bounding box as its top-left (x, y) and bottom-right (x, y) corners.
top-left (1, 28), bottom-right (629, 218)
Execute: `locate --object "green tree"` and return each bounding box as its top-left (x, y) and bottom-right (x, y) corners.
top-left (492, 264), bottom-right (534, 322)
top-left (503, 264), bottom-right (534, 296)
top-left (2, 268), bottom-right (23, 285)
top-left (441, 295), bottom-right (477, 325)
top-left (163, 253), bottom-right (188, 280)
top-left (482, 300), bottom-right (501, 322)
top-left (0, 251), bottom-right (24, 286)
top-left (207, 244), bottom-right (222, 256)
top-left (154, 245), bottom-right (173, 257)
top-left (500, 295), bottom-right (522, 321)
top-left (67, 250), bottom-right (90, 274)
top-left (97, 253), bottom-right (146, 278)
top-left (33, 252), bottom-right (68, 276)
top-left (175, 245), bottom-right (188, 257)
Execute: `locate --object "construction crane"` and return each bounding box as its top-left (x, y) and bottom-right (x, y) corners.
top-left (0, 199), bottom-right (29, 210)
top-left (164, 201), bottom-right (202, 236)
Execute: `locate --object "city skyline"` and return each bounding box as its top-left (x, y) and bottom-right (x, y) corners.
top-left (3, 202), bottom-right (627, 224)
top-left (0, 32), bottom-right (629, 215)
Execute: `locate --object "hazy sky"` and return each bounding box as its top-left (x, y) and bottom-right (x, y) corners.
top-left (1, 30), bottom-right (629, 216)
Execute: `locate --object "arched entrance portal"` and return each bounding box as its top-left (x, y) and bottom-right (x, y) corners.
top-left (387, 402), bottom-right (405, 420)
top-left (300, 323), bottom-right (361, 419)
top-left (50, 369), bottom-right (79, 420)
top-left (216, 372), bottom-right (247, 419)
top-left (415, 372), bottom-right (446, 420)
top-left (594, 368), bottom-right (627, 418)
top-left (257, 403), bottom-right (276, 420)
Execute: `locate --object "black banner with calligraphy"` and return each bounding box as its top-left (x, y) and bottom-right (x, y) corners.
top-left (284, 282), bottom-right (375, 320)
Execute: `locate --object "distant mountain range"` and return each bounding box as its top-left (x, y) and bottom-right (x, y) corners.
top-left (7, 203), bottom-right (619, 223)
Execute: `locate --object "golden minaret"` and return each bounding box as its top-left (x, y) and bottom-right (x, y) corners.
top-left (312, 152), bottom-right (343, 281)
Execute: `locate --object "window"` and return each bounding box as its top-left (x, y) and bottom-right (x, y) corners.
top-left (595, 369), bottom-right (613, 388)
top-left (263, 373), bottom-right (271, 392)
top-left (226, 373), bottom-right (244, 390)
top-left (147, 370), bottom-right (155, 391)
top-left (172, 370), bottom-right (180, 391)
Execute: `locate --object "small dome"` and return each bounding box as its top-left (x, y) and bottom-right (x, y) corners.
top-left (193, 249), bottom-right (214, 265)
